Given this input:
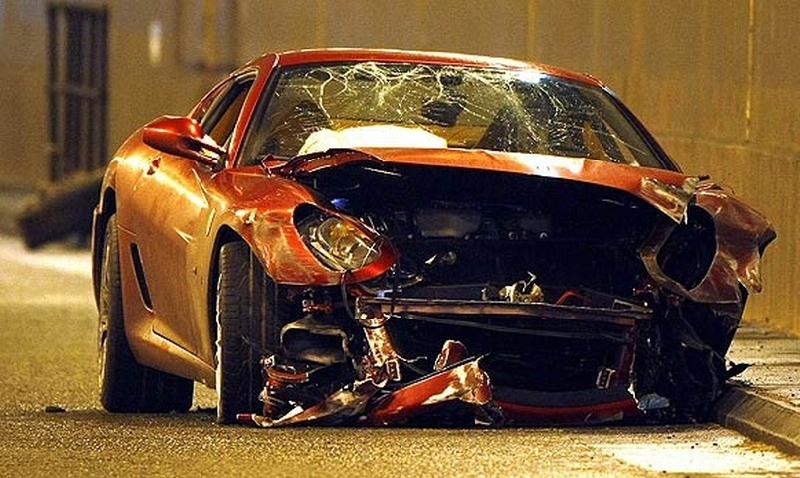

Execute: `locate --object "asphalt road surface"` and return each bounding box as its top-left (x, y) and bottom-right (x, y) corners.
top-left (1, 235), bottom-right (799, 477)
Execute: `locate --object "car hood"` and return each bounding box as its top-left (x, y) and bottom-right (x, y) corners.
top-left (273, 147), bottom-right (696, 222)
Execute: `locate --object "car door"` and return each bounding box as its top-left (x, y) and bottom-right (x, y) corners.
top-left (129, 74), bottom-right (255, 354)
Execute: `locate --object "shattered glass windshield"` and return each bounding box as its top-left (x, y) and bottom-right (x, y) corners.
top-left (241, 62), bottom-right (665, 168)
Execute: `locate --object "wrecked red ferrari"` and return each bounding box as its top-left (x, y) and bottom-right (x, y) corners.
top-left (92, 49), bottom-right (774, 427)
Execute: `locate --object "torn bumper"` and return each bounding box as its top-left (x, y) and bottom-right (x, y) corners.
top-left (241, 296), bottom-right (653, 427)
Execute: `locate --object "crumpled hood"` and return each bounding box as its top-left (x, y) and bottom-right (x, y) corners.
top-left (273, 147), bottom-right (774, 304)
top-left (274, 147), bottom-right (696, 222)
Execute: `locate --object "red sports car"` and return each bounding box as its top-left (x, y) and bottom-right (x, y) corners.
top-left (92, 48), bottom-right (774, 426)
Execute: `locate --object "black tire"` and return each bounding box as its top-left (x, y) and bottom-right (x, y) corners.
top-left (98, 214), bottom-right (193, 413)
top-left (215, 241), bottom-right (282, 424)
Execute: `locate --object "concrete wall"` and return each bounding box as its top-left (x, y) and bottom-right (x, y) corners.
top-left (0, 0), bottom-right (218, 189)
top-left (0, 2), bottom-right (49, 188)
top-left (520, 1), bottom-right (800, 335)
top-left (104, 2), bottom-right (222, 158)
top-left (1, 0), bottom-right (797, 334)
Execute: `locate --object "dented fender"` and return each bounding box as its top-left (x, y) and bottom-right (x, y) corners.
top-left (641, 183), bottom-right (775, 304)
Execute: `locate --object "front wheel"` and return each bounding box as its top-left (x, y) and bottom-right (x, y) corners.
top-left (215, 241), bottom-right (282, 424)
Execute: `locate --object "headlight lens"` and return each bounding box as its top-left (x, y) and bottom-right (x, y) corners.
top-left (299, 214), bottom-right (383, 272)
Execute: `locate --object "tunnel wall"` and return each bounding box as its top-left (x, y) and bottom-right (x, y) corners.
top-left (521, 0), bottom-right (799, 335)
top-left (0, 1), bottom-right (219, 188)
top-left (1, 0), bottom-right (797, 334)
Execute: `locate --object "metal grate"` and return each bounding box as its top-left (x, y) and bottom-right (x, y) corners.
top-left (47, 3), bottom-right (108, 181)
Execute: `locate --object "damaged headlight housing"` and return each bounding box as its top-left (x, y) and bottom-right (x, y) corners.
top-left (296, 207), bottom-right (383, 272)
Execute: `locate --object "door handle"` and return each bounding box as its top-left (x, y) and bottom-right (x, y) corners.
top-left (146, 156), bottom-right (161, 175)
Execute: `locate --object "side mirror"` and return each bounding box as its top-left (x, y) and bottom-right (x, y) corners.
top-left (142, 116), bottom-right (226, 168)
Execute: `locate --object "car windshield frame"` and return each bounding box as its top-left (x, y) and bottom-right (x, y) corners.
top-left (238, 61), bottom-right (676, 171)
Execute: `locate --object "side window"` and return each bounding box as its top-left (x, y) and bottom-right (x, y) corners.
top-left (192, 81), bottom-right (229, 123)
top-left (200, 77), bottom-right (254, 148)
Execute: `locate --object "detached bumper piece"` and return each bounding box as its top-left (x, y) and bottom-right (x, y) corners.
top-left (239, 295), bottom-right (652, 427)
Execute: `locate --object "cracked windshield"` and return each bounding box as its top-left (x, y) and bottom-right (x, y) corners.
top-left (243, 62), bottom-right (663, 168)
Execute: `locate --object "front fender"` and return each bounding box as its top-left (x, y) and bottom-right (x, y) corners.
top-left (208, 168), bottom-right (395, 287)
top-left (640, 186), bottom-right (775, 305)
top-left (213, 203), bottom-right (394, 287)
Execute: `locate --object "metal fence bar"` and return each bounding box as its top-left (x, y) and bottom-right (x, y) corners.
top-left (47, 3), bottom-right (108, 182)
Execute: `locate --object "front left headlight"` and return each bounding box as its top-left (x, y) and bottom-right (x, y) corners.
top-left (297, 210), bottom-right (383, 272)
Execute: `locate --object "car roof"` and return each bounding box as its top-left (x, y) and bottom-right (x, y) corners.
top-left (250, 48), bottom-right (604, 88)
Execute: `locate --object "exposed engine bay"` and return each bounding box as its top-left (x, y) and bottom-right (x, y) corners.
top-left (239, 154), bottom-right (775, 428)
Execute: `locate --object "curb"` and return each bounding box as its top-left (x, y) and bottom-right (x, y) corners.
top-left (713, 385), bottom-right (800, 455)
